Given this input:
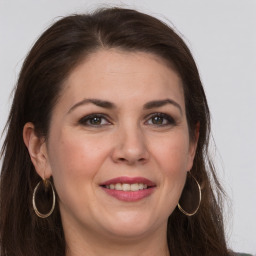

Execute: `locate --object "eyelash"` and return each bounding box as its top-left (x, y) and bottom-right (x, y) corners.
top-left (78, 114), bottom-right (111, 127)
top-left (145, 113), bottom-right (176, 126)
top-left (78, 113), bottom-right (176, 127)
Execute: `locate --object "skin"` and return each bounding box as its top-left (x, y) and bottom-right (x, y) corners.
top-left (24, 49), bottom-right (198, 256)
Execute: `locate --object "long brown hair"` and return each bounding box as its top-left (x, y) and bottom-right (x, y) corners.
top-left (1, 7), bottom-right (231, 256)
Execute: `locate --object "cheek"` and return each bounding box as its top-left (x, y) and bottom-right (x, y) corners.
top-left (159, 142), bottom-right (188, 194)
top-left (46, 130), bottom-right (109, 200)
top-left (150, 132), bottom-right (190, 210)
top-left (49, 129), bottom-right (107, 170)
top-left (151, 132), bottom-right (191, 175)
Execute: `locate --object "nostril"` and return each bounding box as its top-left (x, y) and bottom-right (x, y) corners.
top-left (116, 157), bottom-right (147, 164)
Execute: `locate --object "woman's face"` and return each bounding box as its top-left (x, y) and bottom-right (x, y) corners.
top-left (40, 50), bottom-right (197, 241)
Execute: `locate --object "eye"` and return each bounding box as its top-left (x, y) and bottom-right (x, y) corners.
top-left (79, 114), bottom-right (111, 127)
top-left (145, 113), bottom-right (176, 126)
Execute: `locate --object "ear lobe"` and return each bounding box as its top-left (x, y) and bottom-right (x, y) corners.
top-left (23, 122), bottom-right (52, 179)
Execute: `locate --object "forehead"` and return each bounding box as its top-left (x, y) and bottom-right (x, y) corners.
top-left (59, 49), bottom-right (185, 110)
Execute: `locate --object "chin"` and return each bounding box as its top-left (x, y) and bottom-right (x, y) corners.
top-left (99, 212), bottom-right (162, 239)
top-left (105, 225), bottom-right (154, 240)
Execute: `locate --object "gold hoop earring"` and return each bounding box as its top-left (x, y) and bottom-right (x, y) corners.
top-left (178, 171), bottom-right (201, 216)
top-left (32, 179), bottom-right (56, 218)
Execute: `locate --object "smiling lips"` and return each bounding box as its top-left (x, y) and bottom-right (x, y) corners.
top-left (100, 176), bottom-right (156, 202)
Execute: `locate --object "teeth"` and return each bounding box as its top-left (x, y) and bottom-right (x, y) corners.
top-left (122, 184), bottom-right (131, 191)
top-left (140, 184), bottom-right (144, 189)
top-left (131, 183), bottom-right (139, 191)
top-left (115, 183), bottom-right (122, 190)
top-left (105, 183), bottom-right (148, 191)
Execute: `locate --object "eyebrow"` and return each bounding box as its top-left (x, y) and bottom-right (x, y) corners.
top-left (68, 98), bottom-right (182, 115)
top-left (143, 99), bottom-right (182, 115)
top-left (68, 98), bottom-right (115, 113)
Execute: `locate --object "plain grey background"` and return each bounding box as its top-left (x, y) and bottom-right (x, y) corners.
top-left (0, 0), bottom-right (255, 254)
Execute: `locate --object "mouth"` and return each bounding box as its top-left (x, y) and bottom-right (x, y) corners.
top-left (102, 183), bottom-right (149, 191)
top-left (100, 176), bottom-right (156, 202)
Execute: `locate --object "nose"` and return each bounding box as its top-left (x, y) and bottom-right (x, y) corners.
top-left (111, 125), bottom-right (149, 165)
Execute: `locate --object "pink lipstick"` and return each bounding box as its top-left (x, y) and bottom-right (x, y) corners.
top-left (100, 176), bottom-right (156, 202)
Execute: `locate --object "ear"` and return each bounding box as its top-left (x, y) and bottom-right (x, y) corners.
top-left (23, 122), bottom-right (52, 179)
top-left (187, 122), bottom-right (200, 170)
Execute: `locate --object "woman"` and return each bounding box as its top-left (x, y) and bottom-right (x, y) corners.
top-left (0, 7), bottom-right (237, 256)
